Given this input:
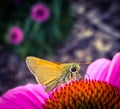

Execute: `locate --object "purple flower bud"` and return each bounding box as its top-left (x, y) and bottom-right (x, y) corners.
top-left (30, 3), bottom-right (50, 23)
top-left (8, 26), bottom-right (24, 45)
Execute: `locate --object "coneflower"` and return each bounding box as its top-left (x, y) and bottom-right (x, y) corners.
top-left (43, 80), bottom-right (120, 109)
top-left (0, 52), bottom-right (120, 109)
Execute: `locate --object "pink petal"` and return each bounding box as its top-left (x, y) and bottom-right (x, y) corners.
top-left (106, 52), bottom-right (120, 89)
top-left (0, 84), bottom-right (49, 109)
top-left (84, 58), bottom-right (111, 81)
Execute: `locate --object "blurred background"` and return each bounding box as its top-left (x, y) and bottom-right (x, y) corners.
top-left (0, 0), bottom-right (120, 95)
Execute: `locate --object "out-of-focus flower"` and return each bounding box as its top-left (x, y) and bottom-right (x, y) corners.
top-left (85, 52), bottom-right (120, 89)
top-left (0, 52), bottom-right (120, 108)
top-left (30, 3), bottom-right (50, 23)
top-left (8, 26), bottom-right (24, 45)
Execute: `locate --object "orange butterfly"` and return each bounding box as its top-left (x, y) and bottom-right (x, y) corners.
top-left (26, 56), bottom-right (83, 92)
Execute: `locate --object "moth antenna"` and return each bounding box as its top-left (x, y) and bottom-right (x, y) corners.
top-left (78, 62), bottom-right (91, 65)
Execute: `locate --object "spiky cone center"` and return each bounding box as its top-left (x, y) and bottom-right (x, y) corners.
top-left (43, 80), bottom-right (120, 109)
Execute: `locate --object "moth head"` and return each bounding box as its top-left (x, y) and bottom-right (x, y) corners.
top-left (69, 63), bottom-right (80, 74)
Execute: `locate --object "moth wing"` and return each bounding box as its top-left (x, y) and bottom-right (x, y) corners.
top-left (35, 65), bottom-right (61, 92)
top-left (26, 56), bottom-right (62, 92)
top-left (26, 56), bottom-right (59, 75)
top-left (43, 77), bottom-right (59, 92)
top-left (54, 62), bottom-right (63, 64)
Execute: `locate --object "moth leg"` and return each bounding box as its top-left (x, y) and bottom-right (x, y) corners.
top-left (75, 73), bottom-right (83, 80)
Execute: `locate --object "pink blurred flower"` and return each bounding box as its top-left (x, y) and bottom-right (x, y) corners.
top-left (85, 52), bottom-right (120, 89)
top-left (8, 26), bottom-right (24, 45)
top-left (30, 3), bottom-right (50, 23)
top-left (0, 52), bottom-right (120, 108)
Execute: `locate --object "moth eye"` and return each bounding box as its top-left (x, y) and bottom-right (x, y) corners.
top-left (70, 66), bottom-right (76, 72)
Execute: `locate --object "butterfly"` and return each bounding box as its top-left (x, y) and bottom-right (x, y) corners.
top-left (26, 56), bottom-right (85, 92)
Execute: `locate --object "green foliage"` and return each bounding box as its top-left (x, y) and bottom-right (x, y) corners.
top-left (0, 0), bottom-right (73, 59)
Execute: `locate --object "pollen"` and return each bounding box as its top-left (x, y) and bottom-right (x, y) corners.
top-left (43, 80), bottom-right (120, 109)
